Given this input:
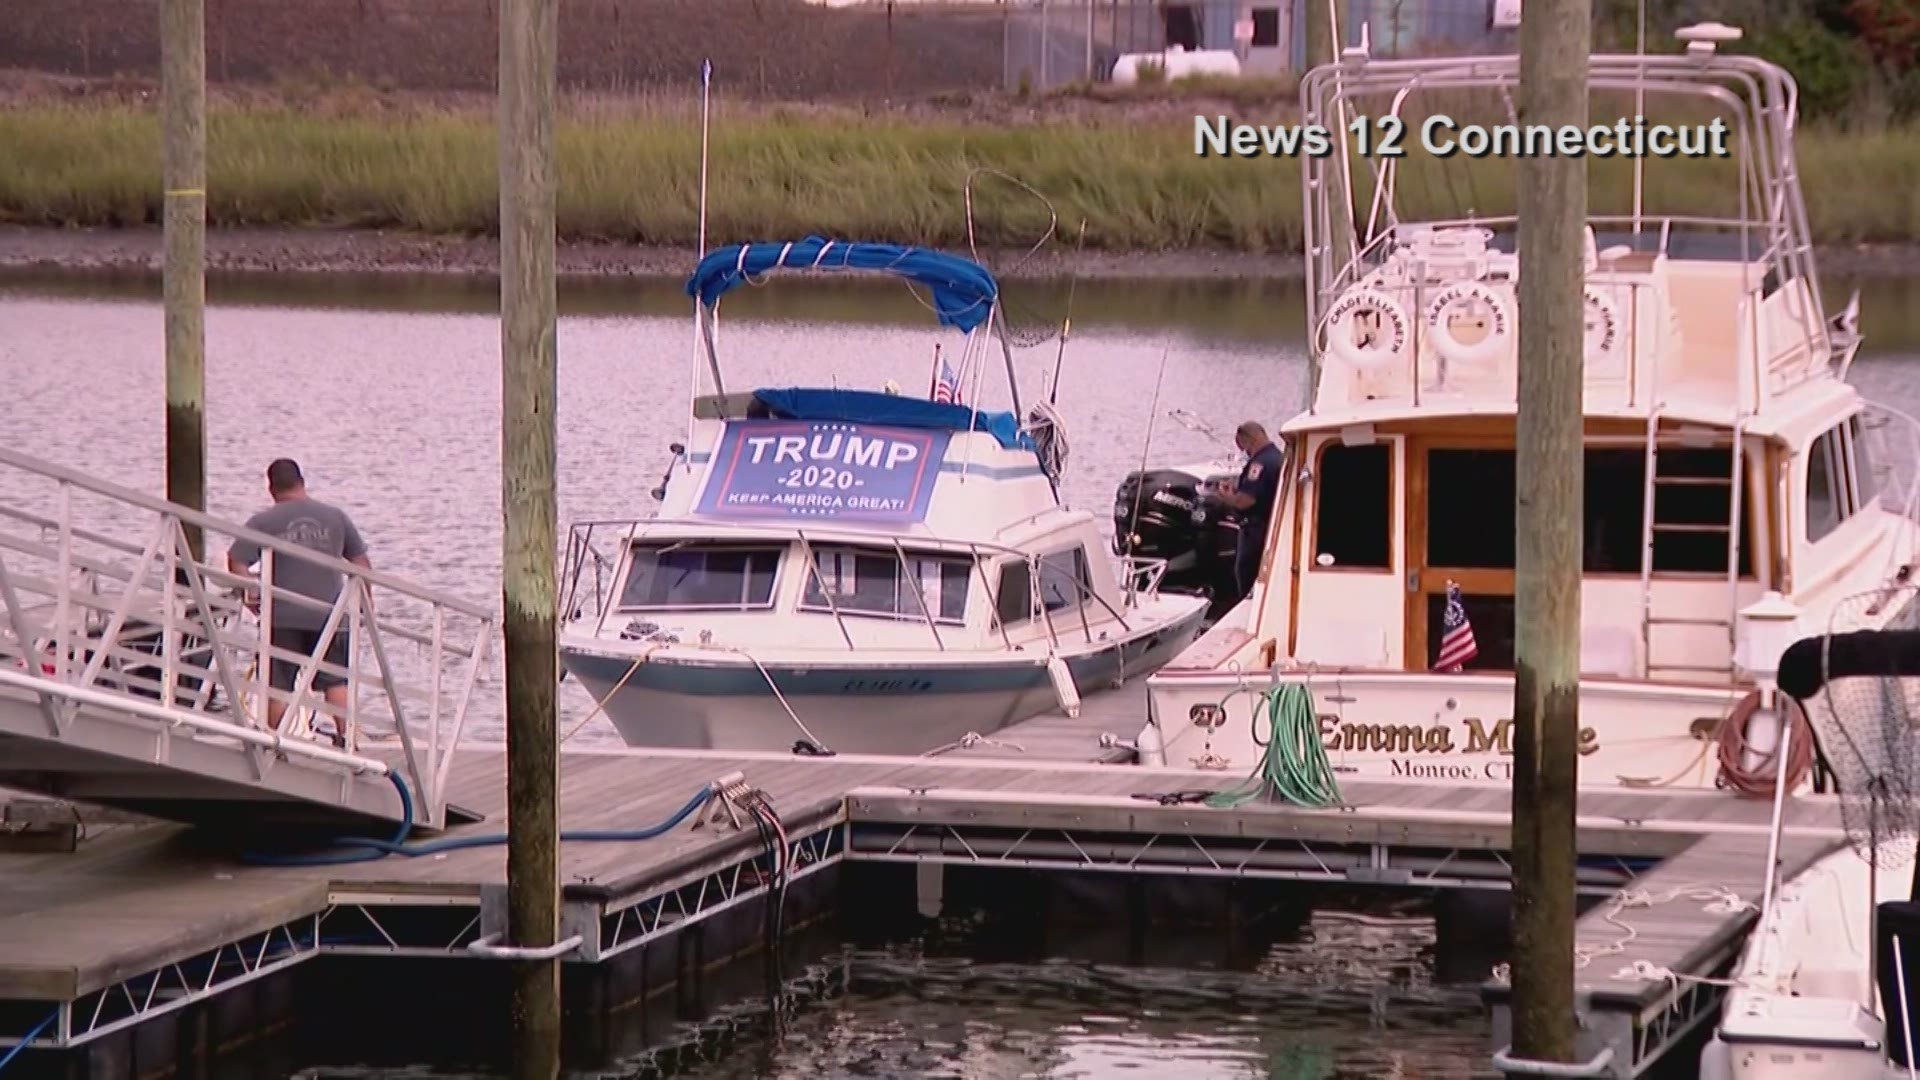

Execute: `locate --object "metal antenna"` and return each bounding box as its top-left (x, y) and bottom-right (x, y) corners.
top-left (1632, 0), bottom-right (1647, 234)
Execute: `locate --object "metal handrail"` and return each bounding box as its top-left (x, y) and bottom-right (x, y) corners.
top-left (563, 518), bottom-right (1154, 642)
top-left (1300, 45), bottom-right (1827, 403)
top-left (0, 451), bottom-right (497, 827)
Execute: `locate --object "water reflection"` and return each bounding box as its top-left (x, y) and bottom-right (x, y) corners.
top-left (0, 278), bottom-right (1299, 743)
top-left (5, 264), bottom-right (1918, 352)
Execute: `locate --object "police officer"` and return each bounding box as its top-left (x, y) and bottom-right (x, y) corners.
top-left (1214, 421), bottom-right (1284, 604)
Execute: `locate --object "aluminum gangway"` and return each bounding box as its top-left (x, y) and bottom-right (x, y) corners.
top-left (0, 446), bottom-right (496, 832)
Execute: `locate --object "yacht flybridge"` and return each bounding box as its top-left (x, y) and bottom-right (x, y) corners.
top-left (1140, 26), bottom-right (1920, 791)
top-left (557, 239), bottom-right (1209, 755)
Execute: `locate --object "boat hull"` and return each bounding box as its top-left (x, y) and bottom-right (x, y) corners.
top-left (1147, 668), bottom-right (1759, 790)
top-left (1709, 843), bottom-right (1902, 1079)
top-left (561, 605), bottom-right (1207, 755)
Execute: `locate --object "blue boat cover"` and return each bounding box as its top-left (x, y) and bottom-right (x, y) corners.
top-left (752, 388), bottom-right (1035, 451)
top-left (685, 237), bottom-right (1000, 333)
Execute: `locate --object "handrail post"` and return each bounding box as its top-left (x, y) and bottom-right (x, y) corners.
top-left (1034, 553), bottom-right (1060, 650)
top-left (257, 547), bottom-right (275, 729)
top-left (891, 539), bottom-right (945, 651)
top-left (969, 544), bottom-right (1014, 649)
top-left (162, 517), bottom-right (179, 711)
top-left (53, 482), bottom-right (71, 685)
top-left (428, 603), bottom-right (444, 800)
top-left (796, 531), bottom-right (856, 650)
top-left (347, 582), bottom-right (363, 749)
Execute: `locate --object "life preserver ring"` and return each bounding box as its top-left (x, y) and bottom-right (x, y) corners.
top-left (1583, 287), bottom-right (1622, 370)
top-left (1323, 288), bottom-right (1410, 373)
top-left (1423, 281), bottom-right (1513, 368)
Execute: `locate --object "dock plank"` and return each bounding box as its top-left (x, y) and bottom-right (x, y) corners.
top-left (0, 743), bottom-right (1852, 1008)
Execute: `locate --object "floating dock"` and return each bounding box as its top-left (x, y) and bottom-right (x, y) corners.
top-left (0, 447), bottom-right (1852, 1078)
top-left (0, 735), bottom-right (1844, 1080)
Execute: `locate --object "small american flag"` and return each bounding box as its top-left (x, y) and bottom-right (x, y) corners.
top-left (932, 358), bottom-right (961, 404)
top-left (1434, 582), bottom-right (1478, 672)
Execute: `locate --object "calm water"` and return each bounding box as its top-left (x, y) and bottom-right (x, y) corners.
top-left (4, 266), bottom-right (1920, 1078)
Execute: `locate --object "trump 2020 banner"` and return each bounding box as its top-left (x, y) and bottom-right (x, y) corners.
top-left (695, 421), bottom-right (949, 523)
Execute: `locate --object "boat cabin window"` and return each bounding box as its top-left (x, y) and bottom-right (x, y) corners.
top-left (1427, 449), bottom-right (1515, 568)
top-left (1851, 415), bottom-right (1882, 512)
top-left (1314, 443), bottom-right (1391, 569)
top-left (1426, 445), bottom-right (1752, 576)
top-left (1809, 416), bottom-right (1881, 543)
top-left (800, 545), bottom-right (972, 625)
top-left (1807, 425), bottom-right (1849, 542)
top-left (994, 546), bottom-right (1093, 627)
top-left (617, 543), bottom-right (782, 612)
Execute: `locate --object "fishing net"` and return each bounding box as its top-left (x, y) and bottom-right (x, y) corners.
top-left (1811, 585), bottom-right (1920, 867)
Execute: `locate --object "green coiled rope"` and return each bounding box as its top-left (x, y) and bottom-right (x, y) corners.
top-left (1205, 683), bottom-right (1344, 809)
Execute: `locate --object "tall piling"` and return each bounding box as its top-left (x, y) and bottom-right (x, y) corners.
top-left (161, 0), bottom-right (207, 557)
top-left (1509, 0), bottom-right (1591, 1065)
top-left (1303, 0), bottom-right (1349, 68)
top-left (499, 0), bottom-right (561, 1074)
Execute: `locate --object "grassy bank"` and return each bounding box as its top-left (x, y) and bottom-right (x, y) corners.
top-left (4, 97), bottom-right (1919, 251)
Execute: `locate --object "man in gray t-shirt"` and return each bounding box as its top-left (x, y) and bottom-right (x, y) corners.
top-left (226, 458), bottom-right (371, 747)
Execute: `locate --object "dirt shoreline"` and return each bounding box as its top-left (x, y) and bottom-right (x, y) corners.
top-left (0, 225), bottom-right (1310, 281)
top-left (8, 226), bottom-right (1920, 282)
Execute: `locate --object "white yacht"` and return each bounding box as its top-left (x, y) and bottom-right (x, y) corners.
top-left (1133, 25), bottom-right (1920, 794)
top-left (557, 238), bottom-right (1210, 755)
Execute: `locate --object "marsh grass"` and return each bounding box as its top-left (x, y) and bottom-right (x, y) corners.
top-left (2, 97), bottom-right (1914, 251)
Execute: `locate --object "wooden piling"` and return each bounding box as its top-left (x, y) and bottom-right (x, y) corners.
top-left (1302, 0), bottom-right (1348, 69)
top-left (499, 0), bottom-right (561, 1074)
top-left (161, 0), bottom-right (207, 558)
top-left (1510, 0), bottom-right (1591, 1065)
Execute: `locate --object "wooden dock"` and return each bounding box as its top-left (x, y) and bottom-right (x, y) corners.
top-left (0, 725), bottom-right (1849, 1079)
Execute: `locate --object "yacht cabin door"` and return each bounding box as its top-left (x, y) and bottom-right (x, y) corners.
top-left (1404, 437), bottom-right (1516, 671)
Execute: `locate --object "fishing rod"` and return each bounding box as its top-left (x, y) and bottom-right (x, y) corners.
top-left (1048, 219), bottom-right (1087, 404)
top-left (1123, 345), bottom-right (1173, 605)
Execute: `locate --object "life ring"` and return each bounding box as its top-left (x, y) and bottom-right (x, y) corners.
top-left (1423, 281), bottom-right (1513, 368)
top-left (1323, 288), bottom-right (1410, 373)
top-left (1583, 287), bottom-right (1622, 370)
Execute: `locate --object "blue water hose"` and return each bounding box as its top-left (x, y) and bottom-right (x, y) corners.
top-left (0, 1008), bottom-right (58, 1076)
top-left (241, 771), bottom-right (716, 867)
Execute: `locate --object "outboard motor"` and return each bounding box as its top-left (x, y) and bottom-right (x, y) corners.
top-left (1111, 464), bottom-right (1240, 608)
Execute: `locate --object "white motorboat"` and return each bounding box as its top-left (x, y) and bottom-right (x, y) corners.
top-left (1131, 23), bottom-right (1920, 794)
top-left (557, 238), bottom-right (1210, 755)
top-left (1700, 614), bottom-right (1920, 1079)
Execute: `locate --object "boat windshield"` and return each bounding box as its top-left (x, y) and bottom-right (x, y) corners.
top-left (617, 542), bottom-right (782, 612)
top-left (800, 544), bottom-right (972, 625)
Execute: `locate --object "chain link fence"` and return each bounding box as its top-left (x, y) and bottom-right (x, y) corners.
top-left (0, 0), bottom-right (1623, 102)
top-left (0, 0), bottom-right (1006, 100)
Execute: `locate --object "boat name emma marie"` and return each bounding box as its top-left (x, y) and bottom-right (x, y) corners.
top-left (1319, 715), bottom-right (1600, 781)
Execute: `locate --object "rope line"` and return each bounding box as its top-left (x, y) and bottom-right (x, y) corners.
top-left (1488, 885), bottom-right (1758, 987)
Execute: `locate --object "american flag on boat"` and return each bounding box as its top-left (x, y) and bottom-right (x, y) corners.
top-left (932, 357), bottom-right (962, 404)
top-left (1434, 582), bottom-right (1478, 672)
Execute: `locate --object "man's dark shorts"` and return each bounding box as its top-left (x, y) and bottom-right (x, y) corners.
top-left (268, 626), bottom-right (351, 694)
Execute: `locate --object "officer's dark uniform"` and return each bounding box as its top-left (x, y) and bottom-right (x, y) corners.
top-left (1233, 441), bottom-right (1286, 601)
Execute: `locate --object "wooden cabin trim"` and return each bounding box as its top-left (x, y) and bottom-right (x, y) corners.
top-left (1303, 433), bottom-right (1399, 574)
top-left (1282, 436), bottom-right (1310, 657)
